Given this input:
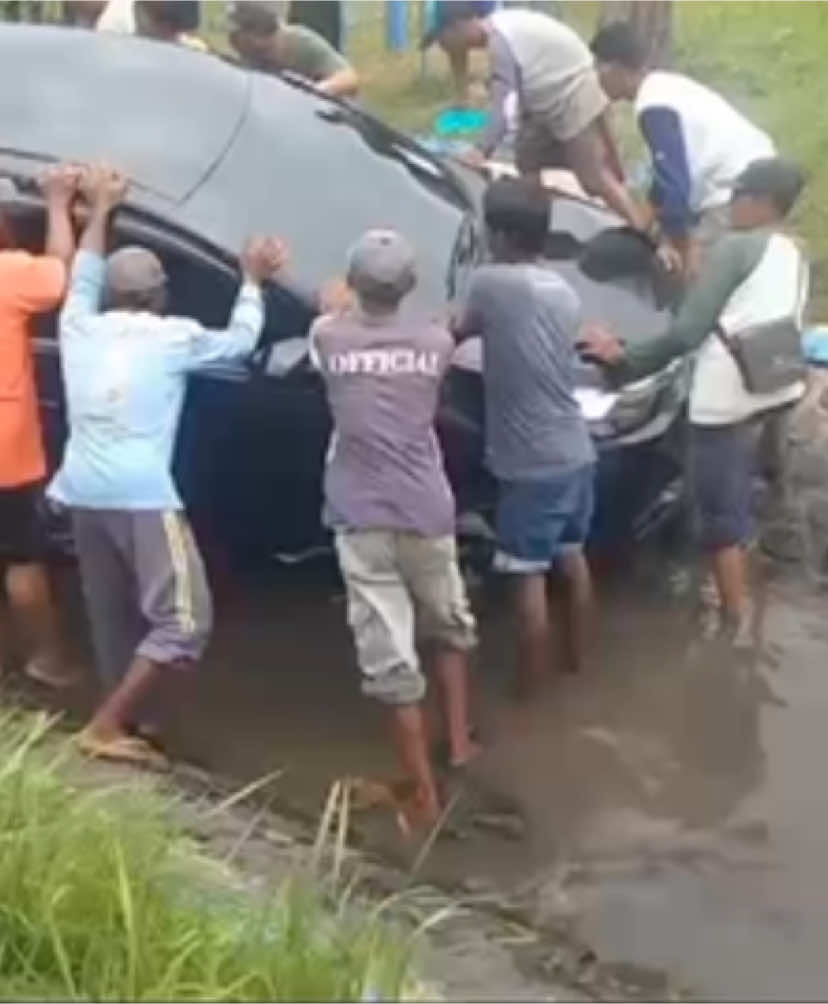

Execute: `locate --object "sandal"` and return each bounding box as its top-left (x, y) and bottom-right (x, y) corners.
top-left (24, 660), bottom-right (81, 690)
top-left (77, 731), bottom-right (169, 771)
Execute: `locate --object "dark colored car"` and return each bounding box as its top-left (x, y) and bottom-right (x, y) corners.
top-left (0, 25), bottom-right (687, 568)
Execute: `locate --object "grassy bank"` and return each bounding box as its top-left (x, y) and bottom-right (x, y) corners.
top-left (0, 711), bottom-right (418, 1001)
top-left (350, 1), bottom-right (827, 314)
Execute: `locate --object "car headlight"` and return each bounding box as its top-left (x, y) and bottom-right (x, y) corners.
top-left (581, 358), bottom-right (687, 439)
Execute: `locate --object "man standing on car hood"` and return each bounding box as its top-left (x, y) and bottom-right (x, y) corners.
top-left (48, 164), bottom-right (287, 768)
top-left (0, 165), bottom-right (79, 690)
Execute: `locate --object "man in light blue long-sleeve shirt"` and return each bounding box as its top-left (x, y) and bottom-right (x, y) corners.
top-left (50, 248), bottom-right (266, 511)
top-left (50, 164), bottom-right (288, 767)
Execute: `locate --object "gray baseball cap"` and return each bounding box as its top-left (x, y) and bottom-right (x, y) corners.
top-left (105, 246), bottom-right (167, 296)
top-left (346, 228), bottom-right (417, 302)
top-left (732, 157), bottom-right (805, 215)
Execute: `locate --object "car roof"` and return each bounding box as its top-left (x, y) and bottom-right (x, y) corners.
top-left (0, 24), bottom-right (474, 308)
top-left (0, 24), bottom-right (248, 204)
top-left (178, 73), bottom-right (474, 305)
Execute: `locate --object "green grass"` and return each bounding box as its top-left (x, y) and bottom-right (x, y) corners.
top-left (0, 711), bottom-right (419, 1002)
top-left (350, 1), bottom-right (828, 313)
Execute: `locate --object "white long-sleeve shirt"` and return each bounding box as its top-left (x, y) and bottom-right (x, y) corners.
top-left (635, 70), bottom-right (775, 229)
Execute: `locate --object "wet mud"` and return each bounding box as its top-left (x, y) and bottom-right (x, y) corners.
top-left (17, 547), bottom-right (828, 1001)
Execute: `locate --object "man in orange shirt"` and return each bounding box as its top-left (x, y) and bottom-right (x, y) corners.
top-left (0, 165), bottom-right (79, 687)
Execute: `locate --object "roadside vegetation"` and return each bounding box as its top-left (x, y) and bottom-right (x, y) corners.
top-left (0, 710), bottom-right (419, 1002)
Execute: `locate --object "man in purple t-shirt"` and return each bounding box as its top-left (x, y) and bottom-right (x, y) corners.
top-left (310, 229), bottom-right (478, 833)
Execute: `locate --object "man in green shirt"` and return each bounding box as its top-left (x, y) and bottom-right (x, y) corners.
top-left (229, 1), bottom-right (359, 98)
top-left (581, 158), bottom-right (807, 640)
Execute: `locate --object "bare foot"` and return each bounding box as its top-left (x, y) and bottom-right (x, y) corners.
top-left (350, 777), bottom-right (440, 838)
top-left (396, 789), bottom-right (441, 837)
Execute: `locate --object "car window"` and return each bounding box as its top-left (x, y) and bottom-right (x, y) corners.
top-left (122, 231), bottom-right (316, 349)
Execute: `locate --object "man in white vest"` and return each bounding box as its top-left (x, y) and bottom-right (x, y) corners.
top-left (591, 21), bottom-right (775, 278)
top-left (580, 158), bottom-right (807, 642)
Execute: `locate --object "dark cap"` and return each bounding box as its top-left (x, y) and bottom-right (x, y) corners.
top-left (732, 157), bottom-right (805, 215)
top-left (421, 0), bottom-right (495, 50)
top-left (590, 21), bottom-right (648, 69)
top-left (346, 229), bottom-right (417, 303)
top-left (229, 1), bottom-right (280, 34)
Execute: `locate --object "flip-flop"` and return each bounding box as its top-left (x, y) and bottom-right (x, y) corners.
top-left (24, 660), bottom-right (81, 690)
top-left (77, 731), bottom-right (169, 771)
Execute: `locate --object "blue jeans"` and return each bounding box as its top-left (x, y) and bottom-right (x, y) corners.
top-left (494, 465), bottom-right (596, 574)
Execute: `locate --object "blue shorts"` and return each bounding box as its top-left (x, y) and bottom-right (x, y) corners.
top-left (494, 465), bottom-right (595, 574)
top-left (691, 422), bottom-right (756, 550)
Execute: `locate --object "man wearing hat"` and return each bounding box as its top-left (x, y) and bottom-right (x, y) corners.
top-left (0, 165), bottom-right (79, 690)
top-left (310, 229), bottom-right (478, 833)
top-left (49, 164), bottom-right (288, 767)
top-left (580, 157), bottom-right (809, 642)
top-left (229, 1), bottom-right (359, 97)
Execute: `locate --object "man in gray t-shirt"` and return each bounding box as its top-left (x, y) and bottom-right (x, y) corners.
top-left (310, 229), bottom-right (477, 834)
top-left (457, 262), bottom-right (594, 481)
top-left (454, 178), bottom-right (596, 693)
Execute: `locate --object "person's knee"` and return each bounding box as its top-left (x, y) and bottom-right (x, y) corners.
top-left (415, 563), bottom-right (477, 654)
top-left (512, 574), bottom-right (550, 630)
top-left (362, 664), bottom-right (426, 706)
top-left (138, 602), bottom-right (212, 667)
top-left (574, 160), bottom-right (605, 197)
top-left (6, 562), bottom-right (49, 605)
top-left (557, 548), bottom-right (592, 589)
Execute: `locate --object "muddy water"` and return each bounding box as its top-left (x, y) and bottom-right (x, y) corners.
top-left (48, 553), bottom-right (828, 1000)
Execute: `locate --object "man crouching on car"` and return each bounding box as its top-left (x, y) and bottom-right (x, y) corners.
top-left (48, 164), bottom-right (287, 768)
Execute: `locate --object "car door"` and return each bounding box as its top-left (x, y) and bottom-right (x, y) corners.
top-left (178, 327), bottom-right (331, 570)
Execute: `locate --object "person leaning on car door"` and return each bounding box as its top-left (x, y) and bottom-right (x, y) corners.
top-left (46, 163), bottom-right (289, 770)
top-left (453, 178), bottom-right (597, 695)
top-left (580, 158), bottom-right (808, 646)
top-left (0, 166), bottom-right (80, 690)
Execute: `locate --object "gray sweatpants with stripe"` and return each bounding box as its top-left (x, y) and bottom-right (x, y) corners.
top-left (71, 508), bottom-right (213, 691)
